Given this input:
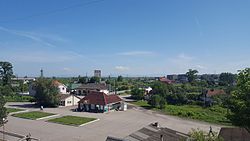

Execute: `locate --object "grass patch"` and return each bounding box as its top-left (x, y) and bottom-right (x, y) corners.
top-left (48, 116), bottom-right (97, 126)
top-left (130, 100), bottom-right (152, 109)
top-left (131, 100), bottom-right (231, 125)
top-left (7, 108), bottom-right (24, 113)
top-left (12, 111), bottom-right (55, 120)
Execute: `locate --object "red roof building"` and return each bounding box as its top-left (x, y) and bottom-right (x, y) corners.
top-left (206, 89), bottom-right (226, 97)
top-left (159, 77), bottom-right (174, 84)
top-left (78, 91), bottom-right (124, 113)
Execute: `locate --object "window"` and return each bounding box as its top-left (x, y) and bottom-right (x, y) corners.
top-left (67, 101), bottom-right (71, 104)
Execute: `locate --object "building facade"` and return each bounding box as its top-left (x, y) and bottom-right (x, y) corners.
top-left (94, 70), bottom-right (101, 77)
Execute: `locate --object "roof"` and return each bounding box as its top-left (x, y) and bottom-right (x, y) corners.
top-left (78, 91), bottom-right (122, 105)
top-left (107, 123), bottom-right (188, 141)
top-left (219, 127), bottom-right (250, 141)
top-left (207, 89), bottom-right (226, 97)
top-left (76, 83), bottom-right (108, 90)
top-left (58, 94), bottom-right (80, 101)
top-left (52, 80), bottom-right (65, 87)
top-left (159, 77), bottom-right (174, 84)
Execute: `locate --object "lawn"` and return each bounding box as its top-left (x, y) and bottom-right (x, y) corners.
top-left (48, 116), bottom-right (97, 126)
top-left (12, 111), bottom-right (55, 120)
top-left (131, 100), bottom-right (231, 125)
top-left (7, 108), bottom-right (24, 113)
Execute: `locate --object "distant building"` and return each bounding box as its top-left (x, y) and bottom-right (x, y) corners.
top-left (52, 80), bottom-right (68, 94)
top-left (167, 74), bottom-right (178, 81)
top-left (94, 70), bottom-right (101, 78)
top-left (75, 83), bottom-right (109, 95)
top-left (159, 77), bottom-right (174, 84)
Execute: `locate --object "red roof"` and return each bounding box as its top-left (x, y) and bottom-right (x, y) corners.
top-left (78, 91), bottom-right (122, 105)
top-left (207, 89), bottom-right (226, 97)
top-left (52, 80), bottom-right (63, 86)
top-left (159, 77), bottom-right (174, 84)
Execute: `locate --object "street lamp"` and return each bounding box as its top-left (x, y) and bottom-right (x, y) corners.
top-left (2, 118), bottom-right (8, 141)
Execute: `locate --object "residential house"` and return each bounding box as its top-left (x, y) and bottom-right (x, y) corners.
top-left (75, 83), bottom-right (109, 95)
top-left (159, 77), bottom-right (174, 84)
top-left (29, 80), bottom-right (68, 96)
top-left (200, 89), bottom-right (226, 106)
top-left (78, 91), bottom-right (126, 113)
top-left (58, 94), bottom-right (80, 107)
top-left (52, 80), bottom-right (68, 94)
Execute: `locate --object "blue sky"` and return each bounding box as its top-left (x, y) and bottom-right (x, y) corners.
top-left (0, 0), bottom-right (250, 77)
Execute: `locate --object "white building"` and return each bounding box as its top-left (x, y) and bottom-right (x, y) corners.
top-left (52, 80), bottom-right (68, 94)
top-left (94, 70), bottom-right (101, 77)
top-left (58, 94), bottom-right (80, 107)
top-left (29, 80), bottom-right (69, 96)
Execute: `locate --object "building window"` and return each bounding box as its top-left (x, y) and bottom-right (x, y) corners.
top-left (67, 101), bottom-right (71, 104)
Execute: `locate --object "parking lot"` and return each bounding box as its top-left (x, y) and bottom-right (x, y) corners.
top-left (2, 102), bottom-right (222, 141)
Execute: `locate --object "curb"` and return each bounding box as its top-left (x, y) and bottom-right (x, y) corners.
top-left (9, 109), bottom-right (29, 116)
top-left (79, 118), bottom-right (100, 127)
top-left (36, 114), bottom-right (60, 120)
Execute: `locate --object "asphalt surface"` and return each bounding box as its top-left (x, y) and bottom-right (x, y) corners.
top-left (2, 102), bottom-right (222, 141)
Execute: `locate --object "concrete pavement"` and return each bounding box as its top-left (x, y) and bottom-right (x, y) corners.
top-left (3, 102), bottom-right (222, 141)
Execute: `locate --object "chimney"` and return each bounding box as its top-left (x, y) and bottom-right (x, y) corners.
top-left (160, 134), bottom-right (163, 141)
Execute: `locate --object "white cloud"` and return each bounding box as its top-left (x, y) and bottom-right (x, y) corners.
top-left (63, 67), bottom-right (73, 72)
top-left (0, 26), bottom-right (60, 48)
top-left (117, 51), bottom-right (154, 56)
top-left (114, 66), bottom-right (129, 72)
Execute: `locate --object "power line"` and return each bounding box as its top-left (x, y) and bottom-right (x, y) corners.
top-left (0, 0), bottom-right (105, 23)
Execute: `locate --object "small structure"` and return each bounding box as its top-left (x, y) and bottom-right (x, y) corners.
top-left (219, 127), bottom-right (250, 141)
top-left (159, 77), bottom-right (174, 84)
top-left (78, 91), bottom-right (124, 113)
top-left (58, 94), bottom-right (80, 107)
top-left (94, 70), bottom-right (101, 78)
top-left (75, 83), bottom-right (109, 95)
top-left (206, 89), bottom-right (226, 97)
top-left (106, 122), bottom-right (188, 141)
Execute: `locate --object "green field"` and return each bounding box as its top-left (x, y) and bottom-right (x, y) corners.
top-left (7, 108), bottom-right (24, 113)
top-left (48, 116), bottom-right (97, 126)
top-left (12, 111), bottom-right (55, 120)
top-left (131, 100), bottom-right (231, 125)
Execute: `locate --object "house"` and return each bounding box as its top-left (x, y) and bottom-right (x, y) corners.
top-left (106, 122), bottom-right (189, 141)
top-left (206, 89), bottom-right (226, 97)
top-left (75, 83), bottom-right (109, 95)
top-left (159, 77), bottom-right (174, 84)
top-left (78, 91), bottom-right (125, 113)
top-left (29, 80), bottom-right (68, 96)
top-left (52, 80), bottom-right (68, 94)
top-left (58, 94), bottom-right (80, 107)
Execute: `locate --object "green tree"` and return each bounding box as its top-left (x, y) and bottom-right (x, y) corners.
top-left (0, 61), bottom-right (13, 86)
top-left (227, 68), bottom-right (250, 129)
top-left (186, 69), bottom-right (199, 83)
top-left (189, 128), bottom-right (223, 141)
top-left (117, 75), bottom-right (123, 82)
top-left (89, 76), bottom-right (100, 83)
top-left (0, 85), bottom-right (14, 96)
top-left (159, 98), bottom-right (166, 109)
top-left (219, 72), bottom-right (236, 86)
top-left (34, 78), bottom-right (59, 107)
top-left (150, 95), bottom-right (161, 108)
top-left (0, 94), bottom-right (7, 126)
top-left (131, 88), bottom-right (144, 100)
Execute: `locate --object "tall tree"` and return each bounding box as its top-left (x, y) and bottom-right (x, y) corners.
top-left (34, 78), bottom-right (59, 107)
top-left (117, 75), bottom-right (123, 82)
top-left (186, 69), bottom-right (199, 83)
top-left (0, 94), bottom-right (7, 126)
top-left (0, 61), bottom-right (13, 86)
top-left (131, 87), bottom-right (144, 100)
top-left (219, 72), bottom-right (236, 86)
top-left (89, 76), bottom-right (100, 83)
top-left (227, 68), bottom-right (250, 129)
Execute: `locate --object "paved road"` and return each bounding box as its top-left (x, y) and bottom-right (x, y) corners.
top-left (3, 102), bottom-right (222, 141)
